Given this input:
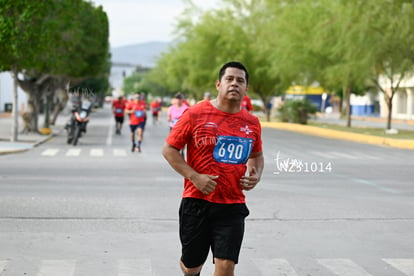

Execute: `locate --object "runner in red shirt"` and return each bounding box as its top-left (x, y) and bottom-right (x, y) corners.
top-left (150, 97), bottom-right (162, 125)
top-left (162, 61), bottom-right (264, 276)
top-left (112, 96), bottom-right (127, 134)
top-left (241, 94), bottom-right (254, 112)
top-left (125, 94), bottom-right (147, 152)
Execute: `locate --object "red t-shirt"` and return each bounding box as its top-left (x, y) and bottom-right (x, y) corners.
top-left (126, 101), bottom-right (146, 125)
top-left (150, 101), bottom-right (162, 114)
top-left (166, 101), bottom-right (262, 204)
top-left (241, 95), bottom-right (254, 111)
top-left (112, 100), bottom-right (127, 117)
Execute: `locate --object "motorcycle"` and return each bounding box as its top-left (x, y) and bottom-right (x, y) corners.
top-left (66, 101), bottom-right (92, 146)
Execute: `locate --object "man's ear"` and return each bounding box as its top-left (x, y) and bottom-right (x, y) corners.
top-left (215, 80), bottom-right (220, 90)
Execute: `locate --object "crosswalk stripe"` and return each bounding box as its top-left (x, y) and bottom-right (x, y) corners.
top-left (113, 149), bottom-right (127, 157)
top-left (37, 260), bottom-right (76, 276)
top-left (40, 148), bottom-right (133, 157)
top-left (251, 258), bottom-right (298, 276)
top-left (0, 260), bottom-right (8, 274)
top-left (118, 259), bottom-right (152, 276)
top-left (90, 148), bottom-right (104, 157)
top-left (41, 149), bottom-right (59, 156)
top-left (383, 259), bottom-right (414, 276)
top-left (65, 149), bottom-right (81, 156)
top-left (0, 258), bottom-right (413, 275)
top-left (318, 258), bottom-right (372, 276)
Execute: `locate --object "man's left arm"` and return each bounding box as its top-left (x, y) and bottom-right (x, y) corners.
top-left (240, 151), bottom-right (264, 191)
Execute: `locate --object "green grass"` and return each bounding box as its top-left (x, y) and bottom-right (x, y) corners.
top-left (308, 122), bottom-right (414, 139)
top-left (259, 116), bottom-right (414, 140)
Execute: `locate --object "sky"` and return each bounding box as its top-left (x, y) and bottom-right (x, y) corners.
top-left (91, 0), bottom-right (218, 48)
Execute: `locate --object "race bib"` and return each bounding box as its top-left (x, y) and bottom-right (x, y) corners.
top-left (171, 118), bottom-right (179, 126)
top-left (115, 108), bottom-right (123, 114)
top-left (213, 136), bottom-right (253, 164)
top-left (134, 110), bottom-right (145, 118)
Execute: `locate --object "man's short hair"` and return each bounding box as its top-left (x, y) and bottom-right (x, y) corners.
top-left (218, 61), bottom-right (249, 85)
top-left (174, 93), bottom-right (183, 100)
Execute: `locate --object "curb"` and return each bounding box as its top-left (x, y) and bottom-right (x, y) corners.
top-left (0, 147), bottom-right (31, 155)
top-left (260, 122), bottom-right (414, 150)
top-left (0, 129), bottom-right (62, 155)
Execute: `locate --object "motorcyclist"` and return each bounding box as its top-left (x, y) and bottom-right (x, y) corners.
top-left (65, 96), bottom-right (92, 133)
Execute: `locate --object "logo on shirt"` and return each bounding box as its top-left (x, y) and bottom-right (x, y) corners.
top-left (204, 122), bottom-right (218, 128)
top-left (240, 125), bottom-right (253, 135)
top-left (194, 123), bottom-right (218, 148)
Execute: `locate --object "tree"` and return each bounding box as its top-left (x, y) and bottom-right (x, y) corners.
top-left (269, 0), bottom-right (372, 127)
top-left (148, 0), bottom-right (281, 119)
top-left (0, 0), bottom-right (110, 137)
top-left (362, 0), bottom-right (414, 130)
top-left (0, 0), bottom-right (54, 141)
top-left (271, 0), bottom-right (414, 129)
top-left (123, 72), bottom-right (145, 95)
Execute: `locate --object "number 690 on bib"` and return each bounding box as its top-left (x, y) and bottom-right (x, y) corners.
top-left (213, 136), bottom-right (253, 164)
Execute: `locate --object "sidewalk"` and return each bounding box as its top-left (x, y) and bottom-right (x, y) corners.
top-left (261, 113), bottom-right (414, 150)
top-left (0, 112), bottom-right (67, 155)
top-left (313, 113), bottom-right (414, 131)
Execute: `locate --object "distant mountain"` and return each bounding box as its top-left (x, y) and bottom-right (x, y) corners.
top-left (110, 41), bottom-right (170, 68)
top-left (109, 41), bottom-right (170, 90)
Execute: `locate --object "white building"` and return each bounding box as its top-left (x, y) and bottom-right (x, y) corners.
top-left (0, 72), bottom-right (27, 113)
top-left (378, 74), bottom-right (414, 120)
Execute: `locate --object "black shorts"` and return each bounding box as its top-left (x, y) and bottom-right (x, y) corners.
top-left (115, 116), bottom-right (124, 124)
top-left (129, 122), bottom-right (146, 132)
top-left (179, 198), bottom-right (249, 268)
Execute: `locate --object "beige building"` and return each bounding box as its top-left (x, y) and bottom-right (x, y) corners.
top-left (379, 74), bottom-right (414, 120)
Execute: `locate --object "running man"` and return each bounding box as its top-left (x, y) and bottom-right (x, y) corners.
top-left (150, 97), bottom-right (162, 124)
top-left (241, 94), bottom-right (254, 112)
top-left (112, 96), bottom-right (127, 134)
top-left (162, 61), bottom-right (264, 276)
top-left (125, 94), bottom-right (147, 152)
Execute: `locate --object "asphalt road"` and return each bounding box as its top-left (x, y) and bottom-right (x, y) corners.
top-left (0, 105), bottom-right (413, 276)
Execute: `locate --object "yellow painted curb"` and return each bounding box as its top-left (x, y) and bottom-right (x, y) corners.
top-left (39, 128), bottom-right (52, 135)
top-left (260, 122), bottom-right (414, 150)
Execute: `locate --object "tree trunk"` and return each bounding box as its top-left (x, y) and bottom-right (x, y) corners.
top-left (42, 79), bottom-right (57, 128)
top-left (344, 86), bottom-right (352, 128)
top-left (17, 74), bottom-right (51, 133)
top-left (265, 107), bottom-right (271, 122)
top-left (21, 94), bottom-right (40, 134)
top-left (386, 96), bottom-right (393, 130)
top-left (11, 69), bottom-right (19, 142)
top-left (50, 90), bottom-right (68, 125)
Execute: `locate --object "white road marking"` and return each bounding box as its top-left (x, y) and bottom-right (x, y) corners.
top-left (251, 258), bottom-right (298, 276)
top-left (90, 148), bottom-right (104, 157)
top-left (318, 258), bottom-right (372, 276)
top-left (0, 260), bottom-right (8, 274)
top-left (118, 259), bottom-right (152, 276)
top-left (41, 149), bottom-right (59, 156)
top-left (113, 149), bottom-right (127, 157)
top-left (107, 117), bottom-right (113, 146)
top-left (37, 260), bottom-right (76, 276)
top-left (383, 258), bottom-right (414, 276)
top-left (65, 148), bottom-right (81, 156)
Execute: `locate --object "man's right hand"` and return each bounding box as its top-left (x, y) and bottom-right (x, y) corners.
top-left (189, 174), bottom-right (218, 195)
